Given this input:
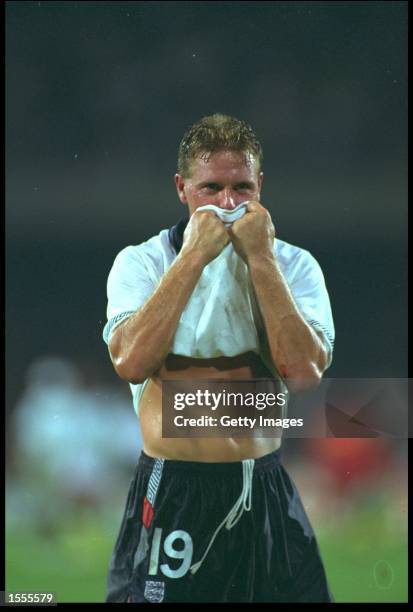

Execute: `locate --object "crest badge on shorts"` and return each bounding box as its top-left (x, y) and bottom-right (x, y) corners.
top-left (144, 580), bottom-right (165, 603)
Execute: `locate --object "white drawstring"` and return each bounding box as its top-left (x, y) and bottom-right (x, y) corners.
top-left (189, 459), bottom-right (255, 575)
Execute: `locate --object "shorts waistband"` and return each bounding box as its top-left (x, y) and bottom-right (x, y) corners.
top-left (138, 448), bottom-right (281, 476)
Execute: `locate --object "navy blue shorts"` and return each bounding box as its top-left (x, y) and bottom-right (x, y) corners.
top-left (106, 449), bottom-right (333, 603)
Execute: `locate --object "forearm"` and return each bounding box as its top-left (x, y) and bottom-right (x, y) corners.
top-left (110, 248), bottom-right (205, 383)
top-left (248, 252), bottom-right (327, 390)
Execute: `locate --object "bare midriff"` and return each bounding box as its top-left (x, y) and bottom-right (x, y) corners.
top-left (138, 351), bottom-right (282, 462)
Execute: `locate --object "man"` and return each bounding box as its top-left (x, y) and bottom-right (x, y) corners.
top-left (103, 113), bottom-right (335, 603)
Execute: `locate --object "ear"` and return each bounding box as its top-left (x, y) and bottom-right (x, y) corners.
top-left (174, 174), bottom-right (188, 204)
top-left (258, 172), bottom-right (264, 199)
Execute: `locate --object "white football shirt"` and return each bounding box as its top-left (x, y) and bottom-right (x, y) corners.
top-left (103, 229), bottom-right (335, 414)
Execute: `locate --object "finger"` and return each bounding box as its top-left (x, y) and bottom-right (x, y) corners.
top-left (231, 216), bottom-right (246, 231)
top-left (195, 210), bottom-right (224, 226)
top-left (245, 200), bottom-right (262, 212)
top-left (194, 209), bottom-right (216, 219)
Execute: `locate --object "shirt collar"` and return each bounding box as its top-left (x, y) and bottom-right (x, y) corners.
top-left (168, 216), bottom-right (189, 254)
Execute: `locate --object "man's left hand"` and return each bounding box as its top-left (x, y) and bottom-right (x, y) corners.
top-left (228, 201), bottom-right (275, 263)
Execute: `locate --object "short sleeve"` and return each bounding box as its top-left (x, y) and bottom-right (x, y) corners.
top-left (102, 246), bottom-right (157, 344)
top-left (287, 250), bottom-right (335, 368)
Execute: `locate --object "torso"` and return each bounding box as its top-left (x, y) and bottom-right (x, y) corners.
top-left (139, 352), bottom-right (282, 462)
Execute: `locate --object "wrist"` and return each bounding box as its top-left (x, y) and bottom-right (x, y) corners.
top-left (177, 246), bottom-right (207, 272)
top-left (246, 248), bottom-right (276, 270)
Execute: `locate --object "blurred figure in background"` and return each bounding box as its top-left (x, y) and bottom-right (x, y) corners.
top-left (307, 438), bottom-right (393, 496)
top-left (282, 437), bottom-right (407, 536)
top-left (7, 356), bottom-right (141, 536)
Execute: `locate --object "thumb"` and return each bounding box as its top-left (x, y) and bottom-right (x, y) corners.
top-left (227, 226), bottom-right (235, 240)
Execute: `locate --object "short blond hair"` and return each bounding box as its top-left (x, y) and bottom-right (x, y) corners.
top-left (177, 113), bottom-right (263, 178)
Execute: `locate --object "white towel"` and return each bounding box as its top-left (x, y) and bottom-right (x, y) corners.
top-left (195, 202), bottom-right (249, 227)
top-left (171, 202), bottom-right (265, 360)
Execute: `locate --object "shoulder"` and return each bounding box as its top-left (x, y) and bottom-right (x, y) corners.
top-left (275, 238), bottom-right (323, 282)
top-left (111, 229), bottom-right (175, 271)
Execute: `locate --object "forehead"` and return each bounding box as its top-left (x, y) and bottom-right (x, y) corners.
top-left (189, 150), bottom-right (259, 182)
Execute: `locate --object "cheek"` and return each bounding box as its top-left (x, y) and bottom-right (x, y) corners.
top-left (192, 191), bottom-right (212, 205)
top-left (185, 186), bottom-right (203, 201)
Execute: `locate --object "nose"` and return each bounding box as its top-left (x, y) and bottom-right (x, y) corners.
top-left (216, 188), bottom-right (236, 210)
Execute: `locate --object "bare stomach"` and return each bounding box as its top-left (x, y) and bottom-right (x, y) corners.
top-left (138, 352), bottom-right (283, 462)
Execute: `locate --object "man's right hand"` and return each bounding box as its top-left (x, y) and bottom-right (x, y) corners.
top-left (109, 212), bottom-right (229, 384)
top-left (181, 210), bottom-right (230, 266)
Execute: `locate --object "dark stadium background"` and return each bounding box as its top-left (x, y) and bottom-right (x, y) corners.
top-left (5, 1), bottom-right (407, 603)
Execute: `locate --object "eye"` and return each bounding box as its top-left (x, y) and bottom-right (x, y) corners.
top-left (237, 183), bottom-right (252, 190)
top-left (203, 183), bottom-right (219, 190)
